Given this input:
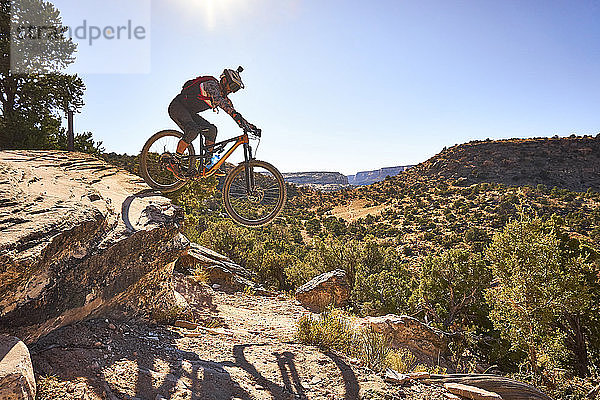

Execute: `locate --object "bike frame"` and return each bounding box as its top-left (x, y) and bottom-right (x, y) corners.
top-left (196, 132), bottom-right (256, 193)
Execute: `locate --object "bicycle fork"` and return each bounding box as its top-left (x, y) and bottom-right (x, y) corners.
top-left (243, 143), bottom-right (255, 194)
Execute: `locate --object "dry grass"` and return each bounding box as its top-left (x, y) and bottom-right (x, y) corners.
top-left (296, 308), bottom-right (354, 353)
top-left (384, 348), bottom-right (417, 374)
top-left (330, 199), bottom-right (388, 222)
top-left (191, 265), bottom-right (210, 283)
top-left (297, 307), bottom-right (442, 373)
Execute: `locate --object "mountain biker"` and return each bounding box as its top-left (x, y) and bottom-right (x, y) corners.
top-left (167, 66), bottom-right (260, 177)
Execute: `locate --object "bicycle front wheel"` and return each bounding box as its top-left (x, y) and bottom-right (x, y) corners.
top-left (139, 130), bottom-right (196, 192)
top-left (222, 160), bottom-right (287, 227)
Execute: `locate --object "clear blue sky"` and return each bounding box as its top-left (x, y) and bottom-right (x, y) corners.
top-left (58, 0), bottom-right (600, 175)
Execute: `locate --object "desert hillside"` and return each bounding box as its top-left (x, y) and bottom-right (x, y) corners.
top-left (401, 135), bottom-right (600, 191)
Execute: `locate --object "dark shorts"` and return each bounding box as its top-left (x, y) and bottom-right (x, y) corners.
top-left (168, 98), bottom-right (217, 144)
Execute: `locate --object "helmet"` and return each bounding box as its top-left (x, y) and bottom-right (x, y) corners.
top-left (220, 66), bottom-right (245, 94)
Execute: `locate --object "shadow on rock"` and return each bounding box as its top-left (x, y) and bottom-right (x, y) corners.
top-left (229, 344), bottom-right (360, 400)
top-left (31, 319), bottom-right (250, 400)
top-left (121, 189), bottom-right (183, 232)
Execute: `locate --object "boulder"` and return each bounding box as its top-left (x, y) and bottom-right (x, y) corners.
top-left (295, 269), bottom-right (350, 312)
top-left (359, 314), bottom-right (450, 358)
top-left (0, 336), bottom-right (36, 399)
top-left (0, 151), bottom-right (186, 342)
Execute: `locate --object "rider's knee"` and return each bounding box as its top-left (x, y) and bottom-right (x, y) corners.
top-left (204, 125), bottom-right (217, 142)
top-left (182, 124), bottom-right (200, 144)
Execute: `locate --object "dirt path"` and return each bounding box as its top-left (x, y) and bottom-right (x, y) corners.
top-left (330, 199), bottom-right (387, 223)
top-left (31, 287), bottom-right (445, 400)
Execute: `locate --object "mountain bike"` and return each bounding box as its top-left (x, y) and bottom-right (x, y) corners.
top-left (139, 128), bottom-right (286, 227)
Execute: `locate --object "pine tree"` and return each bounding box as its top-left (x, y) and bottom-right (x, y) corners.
top-left (0, 0), bottom-right (91, 150)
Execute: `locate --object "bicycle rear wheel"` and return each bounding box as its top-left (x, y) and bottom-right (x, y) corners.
top-left (139, 130), bottom-right (196, 192)
top-left (222, 160), bottom-right (287, 227)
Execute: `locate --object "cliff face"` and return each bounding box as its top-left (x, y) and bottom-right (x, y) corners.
top-left (347, 165), bottom-right (414, 186)
top-left (0, 151), bottom-right (186, 343)
top-left (282, 167), bottom-right (416, 191)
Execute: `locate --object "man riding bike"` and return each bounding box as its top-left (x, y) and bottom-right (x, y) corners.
top-left (167, 66), bottom-right (260, 178)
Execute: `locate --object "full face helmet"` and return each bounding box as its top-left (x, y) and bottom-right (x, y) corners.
top-left (220, 66), bottom-right (245, 94)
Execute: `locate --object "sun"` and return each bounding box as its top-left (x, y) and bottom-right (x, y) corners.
top-left (173, 0), bottom-right (251, 31)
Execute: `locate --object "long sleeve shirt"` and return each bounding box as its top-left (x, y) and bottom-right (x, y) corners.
top-left (200, 79), bottom-right (250, 129)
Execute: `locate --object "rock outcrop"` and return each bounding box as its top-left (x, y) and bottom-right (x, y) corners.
top-left (180, 243), bottom-right (271, 295)
top-left (359, 315), bottom-right (451, 358)
top-left (0, 151), bottom-right (186, 342)
top-left (295, 269), bottom-right (350, 312)
top-left (0, 336), bottom-right (36, 400)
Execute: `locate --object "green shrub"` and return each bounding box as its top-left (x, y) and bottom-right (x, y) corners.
top-left (353, 268), bottom-right (414, 316)
top-left (415, 249), bottom-right (492, 332)
top-left (486, 212), bottom-right (600, 378)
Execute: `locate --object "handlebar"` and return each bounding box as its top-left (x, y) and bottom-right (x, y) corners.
top-left (244, 127), bottom-right (261, 138)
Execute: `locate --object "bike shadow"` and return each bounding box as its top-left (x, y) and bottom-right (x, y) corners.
top-left (226, 343), bottom-right (360, 400)
top-left (31, 319), bottom-right (251, 400)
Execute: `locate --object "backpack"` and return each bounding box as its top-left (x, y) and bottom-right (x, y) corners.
top-left (181, 76), bottom-right (218, 103)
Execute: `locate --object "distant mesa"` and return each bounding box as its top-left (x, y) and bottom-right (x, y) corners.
top-left (286, 135), bottom-right (600, 193)
top-left (282, 171), bottom-right (348, 186)
top-left (347, 165), bottom-right (414, 186)
top-left (282, 171), bottom-right (349, 192)
top-left (283, 166), bottom-right (414, 191)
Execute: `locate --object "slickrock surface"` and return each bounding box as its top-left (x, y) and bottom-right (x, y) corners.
top-left (0, 151), bottom-right (185, 342)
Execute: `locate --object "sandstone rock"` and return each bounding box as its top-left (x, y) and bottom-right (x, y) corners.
top-left (295, 269), bottom-right (350, 312)
top-left (0, 336), bottom-right (36, 399)
top-left (444, 383), bottom-right (502, 400)
top-left (444, 393), bottom-right (461, 400)
top-left (0, 151), bottom-right (186, 342)
top-left (427, 375), bottom-right (553, 400)
top-left (407, 372), bottom-right (430, 380)
top-left (174, 320), bottom-right (199, 330)
top-left (360, 315), bottom-right (450, 358)
top-left (384, 368), bottom-right (409, 385)
top-left (182, 243), bottom-right (271, 295)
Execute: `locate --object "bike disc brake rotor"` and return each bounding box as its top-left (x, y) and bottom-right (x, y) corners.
top-left (246, 188), bottom-right (265, 203)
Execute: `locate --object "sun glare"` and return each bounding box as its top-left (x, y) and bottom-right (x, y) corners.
top-left (174, 0), bottom-right (250, 31)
